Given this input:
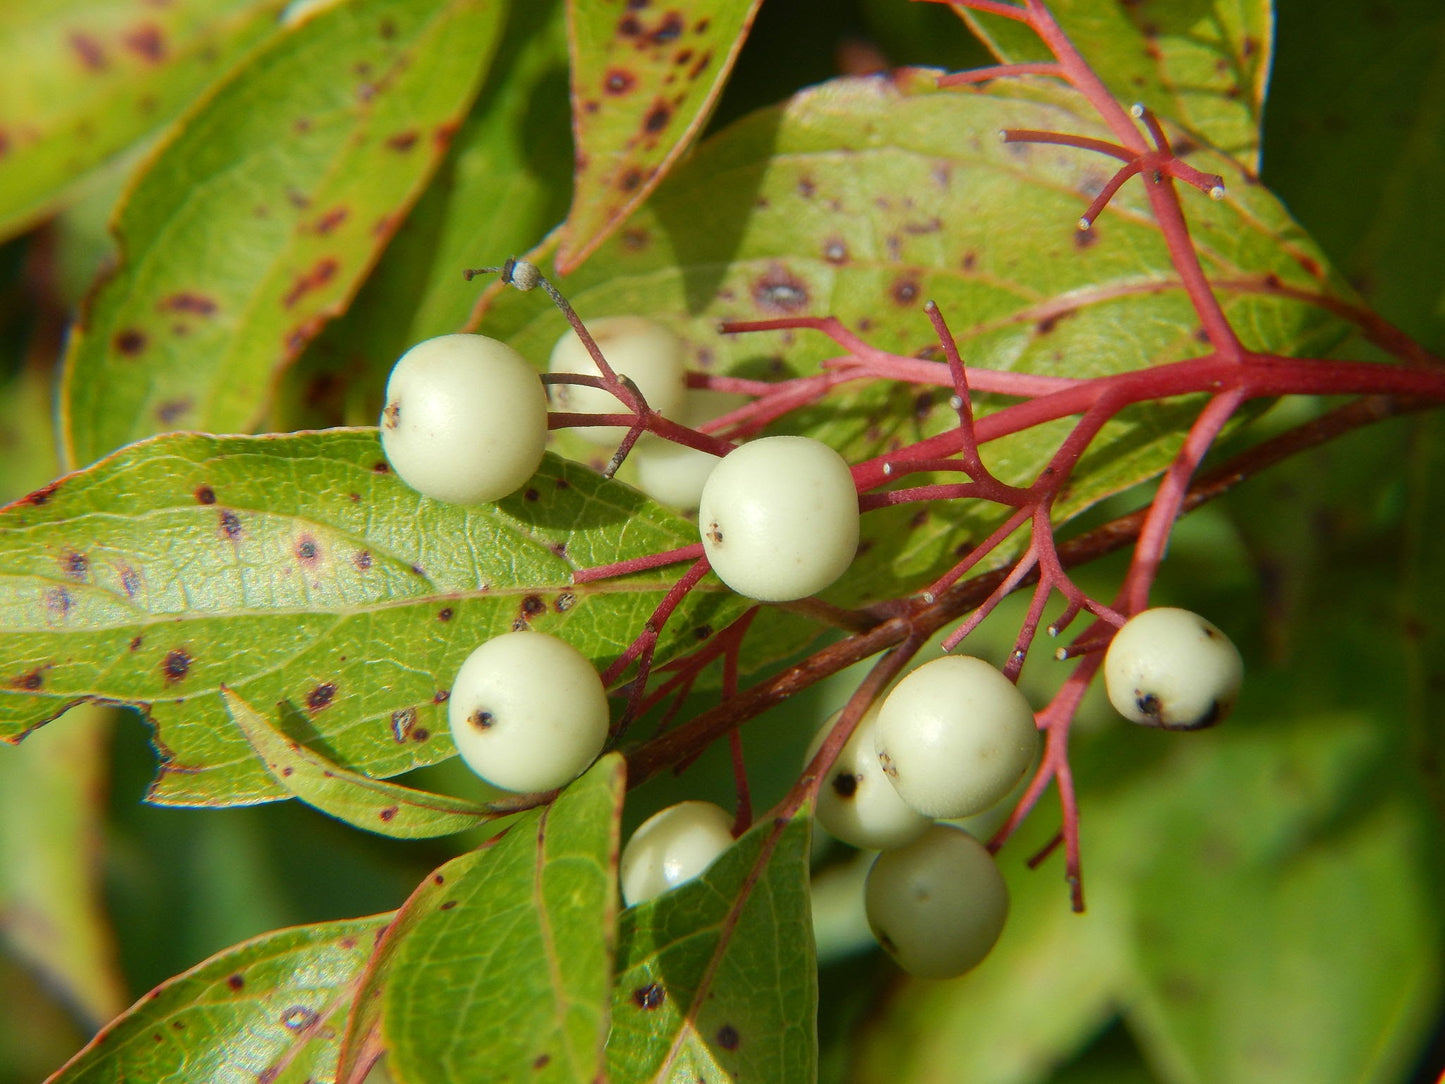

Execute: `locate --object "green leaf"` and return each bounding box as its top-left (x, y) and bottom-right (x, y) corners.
top-left (0, 430), bottom-right (743, 806)
top-left (606, 814), bottom-right (814, 1084)
top-left (0, 0), bottom-right (287, 241)
top-left (382, 754), bottom-right (624, 1084)
top-left (556, 0), bottom-right (765, 272)
top-left (221, 685), bottom-right (506, 839)
top-left (48, 914), bottom-right (387, 1083)
top-left (961, 0), bottom-right (1273, 168)
top-left (275, 0), bottom-right (574, 433)
top-left (58, 0), bottom-right (506, 469)
top-left (480, 71), bottom-right (1353, 613)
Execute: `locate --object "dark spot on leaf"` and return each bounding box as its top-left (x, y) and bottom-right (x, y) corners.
top-left (831, 772), bottom-right (858, 798)
top-left (296, 536), bottom-right (320, 563)
top-left (195, 485), bottom-right (217, 504)
top-left (380, 17), bottom-right (397, 38)
top-left (554, 592), bottom-right (575, 613)
top-left (693, 624), bottom-right (712, 641)
top-left (314, 206), bottom-right (348, 234)
top-left (353, 550), bottom-right (372, 570)
top-left (171, 1019), bottom-right (185, 1030)
top-left (521, 595), bottom-right (545, 617)
top-left (307, 683), bottom-right (337, 711)
top-left (13, 669), bottom-right (44, 691)
top-left (438, 607), bottom-right (453, 621)
top-left (123, 23), bottom-right (166, 62)
top-left (390, 707), bottom-right (416, 742)
top-left (1074, 228), bottom-right (1098, 250)
top-left (909, 507), bottom-right (929, 528)
top-left (604, 68), bottom-right (635, 94)
top-left (619, 14), bottom-right (642, 35)
top-left (156, 399), bottom-right (192, 426)
top-left (534, 1053), bottom-right (550, 1069)
top-left (46, 587), bottom-right (72, 619)
top-left (674, 47), bottom-right (693, 66)
top-left (650, 11), bottom-right (684, 44)
top-left (120, 567), bottom-right (141, 596)
top-left (823, 238), bottom-right (848, 264)
top-left (114, 328), bottom-right (147, 356)
top-left (621, 227), bottom-right (649, 250)
top-left (432, 690), bottom-right (450, 704)
top-left (433, 121), bottom-right (459, 149)
top-left (378, 806), bottom-right (397, 822)
top-left (689, 50), bottom-right (713, 78)
top-left (752, 266), bottom-right (809, 313)
top-left (1037, 314), bottom-right (1059, 335)
top-left (129, 635), bottom-right (143, 651)
top-left (890, 278), bottom-right (919, 305)
top-left (21, 481), bottom-right (60, 506)
top-left (643, 99), bottom-right (672, 133)
top-left (373, 460), bottom-right (390, 473)
top-left (523, 487), bottom-right (540, 502)
top-left (716, 1024), bottom-right (740, 1050)
top-left (163, 649), bottom-right (191, 683)
top-left (62, 552), bottom-right (89, 580)
top-left (1296, 254), bottom-right (1320, 278)
top-left (620, 167), bottom-right (645, 192)
top-left (632, 983), bottom-right (665, 1009)
top-left (226, 972), bottom-right (244, 991)
top-left (220, 510), bottom-right (243, 540)
top-left (412, 727), bottom-right (429, 742)
top-left (283, 258), bottom-right (339, 308)
top-left (280, 1006), bottom-right (318, 1031)
top-left (440, 899), bottom-right (458, 910)
top-left (555, 477), bottom-right (570, 490)
top-left (281, 766), bottom-right (294, 777)
top-left (162, 292), bottom-right (218, 316)
top-left (386, 129), bottom-right (419, 151)
top-left (69, 31), bottom-right (107, 69)
top-left (0, 131), bottom-right (8, 158)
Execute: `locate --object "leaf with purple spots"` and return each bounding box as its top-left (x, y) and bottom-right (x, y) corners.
top-left (556, 0), bottom-right (765, 272)
top-left (59, 0), bottom-right (508, 469)
top-left (221, 686), bottom-right (511, 840)
top-left (47, 913), bottom-right (385, 1083)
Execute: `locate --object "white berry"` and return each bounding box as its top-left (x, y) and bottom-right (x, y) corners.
top-left (874, 655), bottom-right (1038, 819)
top-left (805, 703), bottom-right (931, 851)
top-left (548, 315), bottom-right (687, 444)
top-left (379, 333), bottom-right (548, 505)
top-left (864, 824), bottom-right (1008, 979)
top-left (631, 389), bottom-right (747, 510)
top-left (446, 631), bottom-right (609, 793)
top-left (697, 435), bottom-right (859, 602)
top-left (619, 800), bottom-right (735, 906)
top-left (1103, 606), bottom-right (1242, 729)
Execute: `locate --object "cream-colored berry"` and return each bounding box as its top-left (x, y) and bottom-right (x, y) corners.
top-left (1104, 607), bottom-right (1242, 729)
top-left (619, 801), bottom-right (735, 906)
top-left (806, 703), bottom-right (931, 851)
top-left (548, 316), bottom-right (687, 444)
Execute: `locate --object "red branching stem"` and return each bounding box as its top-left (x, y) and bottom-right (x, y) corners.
top-left (637, 610), bottom-right (759, 720)
top-left (573, 544), bottom-right (704, 584)
top-left (1001, 128), bottom-right (1136, 163)
top-left (728, 731), bottom-right (752, 834)
top-left (1120, 388), bottom-right (1246, 614)
top-left (937, 0), bottom-right (1031, 22)
top-left (922, 506), bottom-right (1031, 603)
top-left (1079, 159), bottom-right (1144, 230)
top-left (602, 558), bottom-right (713, 716)
top-left (924, 299), bottom-right (990, 478)
top-left (941, 543), bottom-right (1039, 651)
top-left (939, 62), bottom-right (1063, 85)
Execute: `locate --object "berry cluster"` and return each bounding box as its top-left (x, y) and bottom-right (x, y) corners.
top-left (375, 273), bottom-right (1246, 980)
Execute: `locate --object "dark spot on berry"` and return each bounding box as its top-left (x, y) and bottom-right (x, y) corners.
top-left (643, 100), bottom-right (672, 133)
top-left (123, 24), bottom-right (166, 63)
top-left (752, 265), bottom-right (809, 313)
top-left (831, 772), bottom-right (858, 799)
top-left (632, 983), bottom-right (665, 1009)
top-left (440, 899), bottom-right (457, 910)
top-left (62, 552), bottom-right (89, 580)
top-left (114, 328), bottom-right (147, 356)
top-left (521, 594), bottom-right (546, 617)
top-left (219, 510), bottom-right (243, 540)
top-left (378, 806), bottom-right (397, 822)
top-left (523, 487), bottom-right (540, 502)
top-left (386, 130), bottom-right (418, 151)
top-left (195, 485), bottom-right (216, 504)
top-left (706, 523), bottom-right (724, 545)
top-left (353, 550), bottom-right (372, 570)
top-left (891, 278), bottom-right (920, 305)
top-left (876, 929), bottom-right (898, 954)
top-left (390, 707), bottom-right (416, 742)
top-left (716, 1024), bottom-right (740, 1050)
top-left (280, 1006), bottom-right (318, 1031)
top-left (469, 709), bottom-right (494, 730)
top-left (604, 68), bottom-right (635, 94)
top-left (1135, 692), bottom-right (1162, 720)
top-left (307, 683), bottom-right (337, 711)
top-left (163, 649), bottom-right (191, 683)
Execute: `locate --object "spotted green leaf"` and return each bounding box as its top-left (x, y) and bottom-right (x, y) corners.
top-left (960, 0), bottom-right (1272, 168)
top-left (0, 431), bottom-right (744, 806)
top-left (606, 814), bottom-right (814, 1084)
top-left (59, 0), bottom-right (506, 469)
top-left (383, 754), bottom-right (623, 1084)
top-left (0, 0), bottom-right (287, 241)
top-left (556, 0), bottom-right (764, 272)
top-left (221, 686), bottom-right (505, 839)
top-left (48, 914), bottom-right (387, 1083)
